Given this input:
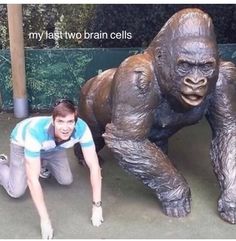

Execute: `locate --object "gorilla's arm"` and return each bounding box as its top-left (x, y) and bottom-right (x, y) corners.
top-left (103, 54), bottom-right (191, 217)
top-left (206, 61), bottom-right (236, 224)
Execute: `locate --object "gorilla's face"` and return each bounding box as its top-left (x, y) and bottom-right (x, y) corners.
top-left (158, 37), bottom-right (219, 109)
top-left (174, 38), bottom-right (218, 107)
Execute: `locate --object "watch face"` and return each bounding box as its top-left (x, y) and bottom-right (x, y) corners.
top-left (93, 201), bottom-right (102, 207)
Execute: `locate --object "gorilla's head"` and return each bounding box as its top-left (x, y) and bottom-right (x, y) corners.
top-left (147, 8), bottom-right (219, 110)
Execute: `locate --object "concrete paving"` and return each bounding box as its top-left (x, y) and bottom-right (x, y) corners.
top-left (0, 112), bottom-right (236, 239)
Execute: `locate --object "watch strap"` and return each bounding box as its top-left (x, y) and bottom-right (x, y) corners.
top-left (92, 201), bottom-right (102, 207)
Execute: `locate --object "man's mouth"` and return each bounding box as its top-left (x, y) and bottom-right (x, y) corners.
top-left (62, 131), bottom-right (69, 134)
top-left (60, 131), bottom-right (71, 136)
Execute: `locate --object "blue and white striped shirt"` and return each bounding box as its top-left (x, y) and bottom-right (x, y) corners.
top-left (10, 116), bottom-right (94, 158)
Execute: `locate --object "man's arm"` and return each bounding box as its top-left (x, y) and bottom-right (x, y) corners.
top-left (81, 145), bottom-right (103, 227)
top-left (25, 157), bottom-right (53, 238)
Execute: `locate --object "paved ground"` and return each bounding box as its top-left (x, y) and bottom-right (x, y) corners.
top-left (0, 112), bottom-right (236, 239)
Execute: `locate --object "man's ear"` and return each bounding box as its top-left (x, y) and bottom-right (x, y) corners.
top-left (74, 107), bottom-right (79, 120)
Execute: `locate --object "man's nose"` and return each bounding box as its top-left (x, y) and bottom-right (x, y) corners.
top-left (62, 123), bottom-right (70, 130)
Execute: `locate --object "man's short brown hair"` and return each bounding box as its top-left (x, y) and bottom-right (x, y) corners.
top-left (52, 99), bottom-right (78, 122)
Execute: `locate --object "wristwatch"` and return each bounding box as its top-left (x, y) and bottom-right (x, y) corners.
top-left (92, 201), bottom-right (102, 207)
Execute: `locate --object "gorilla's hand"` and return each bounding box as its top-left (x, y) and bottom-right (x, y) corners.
top-left (162, 196), bottom-right (191, 217)
top-left (160, 186), bottom-right (191, 217)
top-left (218, 196), bottom-right (236, 224)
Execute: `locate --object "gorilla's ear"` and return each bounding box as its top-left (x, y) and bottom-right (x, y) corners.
top-left (156, 47), bottom-right (163, 59)
top-left (154, 45), bottom-right (172, 81)
top-left (155, 47), bottom-right (167, 67)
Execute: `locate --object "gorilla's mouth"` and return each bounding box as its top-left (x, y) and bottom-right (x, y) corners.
top-left (181, 93), bottom-right (204, 106)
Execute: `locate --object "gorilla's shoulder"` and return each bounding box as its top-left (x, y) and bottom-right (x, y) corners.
top-left (218, 61), bottom-right (236, 87)
top-left (119, 53), bottom-right (154, 71)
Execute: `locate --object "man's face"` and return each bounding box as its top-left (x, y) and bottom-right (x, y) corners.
top-left (53, 113), bottom-right (76, 142)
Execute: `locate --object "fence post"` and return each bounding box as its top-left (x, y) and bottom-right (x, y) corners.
top-left (7, 4), bottom-right (28, 118)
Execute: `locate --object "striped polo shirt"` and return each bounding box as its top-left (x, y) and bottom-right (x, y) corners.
top-left (10, 116), bottom-right (94, 158)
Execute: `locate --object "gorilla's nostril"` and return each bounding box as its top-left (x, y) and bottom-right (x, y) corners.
top-left (199, 78), bottom-right (207, 85)
top-left (184, 77), bottom-right (207, 87)
top-left (184, 78), bottom-right (193, 85)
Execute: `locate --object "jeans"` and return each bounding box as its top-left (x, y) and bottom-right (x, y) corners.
top-left (0, 143), bottom-right (73, 198)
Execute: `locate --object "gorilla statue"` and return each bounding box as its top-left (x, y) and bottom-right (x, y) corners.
top-left (74, 8), bottom-right (236, 224)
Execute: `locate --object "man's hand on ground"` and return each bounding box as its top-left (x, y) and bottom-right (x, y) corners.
top-left (40, 219), bottom-right (54, 239)
top-left (91, 206), bottom-right (104, 227)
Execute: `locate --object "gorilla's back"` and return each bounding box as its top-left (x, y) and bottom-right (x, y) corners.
top-left (79, 68), bottom-right (117, 129)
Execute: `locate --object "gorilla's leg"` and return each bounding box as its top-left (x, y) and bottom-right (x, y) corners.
top-left (148, 127), bottom-right (170, 154)
top-left (205, 61), bottom-right (236, 224)
top-left (150, 138), bottom-right (168, 155)
top-left (210, 131), bottom-right (236, 224)
top-left (104, 123), bottom-right (191, 217)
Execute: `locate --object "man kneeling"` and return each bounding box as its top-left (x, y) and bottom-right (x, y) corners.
top-left (0, 99), bottom-right (103, 239)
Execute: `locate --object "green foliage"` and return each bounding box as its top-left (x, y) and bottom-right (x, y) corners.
top-left (1, 4), bottom-right (236, 49)
top-left (0, 4), bottom-right (96, 49)
top-left (0, 5), bottom-right (8, 49)
top-left (25, 49), bottom-right (92, 109)
top-left (23, 4), bottom-right (59, 48)
top-left (55, 5), bottom-right (96, 48)
top-left (22, 4), bottom-right (96, 49)
top-left (0, 49), bottom-right (92, 110)
top-left (0, 50), bottom-right (12, 110)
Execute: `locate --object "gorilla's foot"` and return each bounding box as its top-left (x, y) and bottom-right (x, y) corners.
top-left (162, 196), bottom-right (191, 217)
top-left (218, 198), bottom-right (236, 224)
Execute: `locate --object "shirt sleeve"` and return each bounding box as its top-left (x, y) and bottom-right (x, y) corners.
top-left (24, 127), bottom-right (42, 158)
top-left (80, 125), bottom-right (95, 148)
top-left (75, 119), bottom-right (95, 148)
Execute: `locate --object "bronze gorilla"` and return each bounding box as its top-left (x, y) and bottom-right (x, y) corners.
top-left (74, 8), bottom-right (236, 223)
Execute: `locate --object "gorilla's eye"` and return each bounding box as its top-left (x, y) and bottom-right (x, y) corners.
top-left (177, 61), bottom-right (192, 74)
top-left (200, 63), bottom-right (214, 75)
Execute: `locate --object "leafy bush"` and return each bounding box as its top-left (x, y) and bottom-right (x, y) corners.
top-left (25, 49), bottom-right (92, 110)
